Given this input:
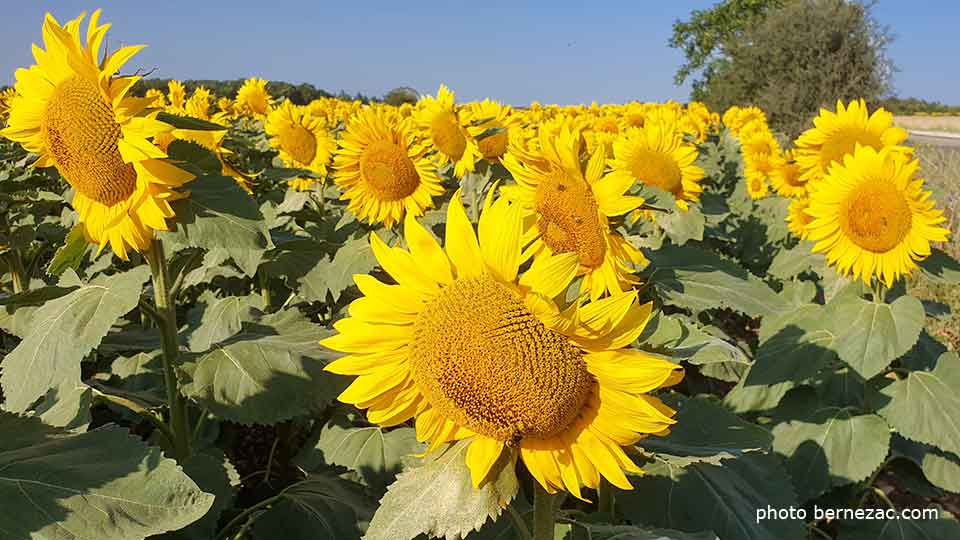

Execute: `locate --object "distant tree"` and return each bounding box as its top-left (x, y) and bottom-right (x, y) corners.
top-left (673, 0), bottom-right (894, 137)
top-left (669, 0), bottom-right (782, 94)
top-left (383, 86), bottom-right (419, 107)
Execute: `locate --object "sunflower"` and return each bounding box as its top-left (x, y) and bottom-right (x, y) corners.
top-left (144, 88), bottom-right (166, 108)
top-left (464, 99), bottom-right (518, 162)
top-left (0, 88), bottom-right (16, 120)
top-left (769, 150), bottom-right (807, 198)
top-left (608, 110), bottom-right (705, 211)
top-left (794, 99), bottom-right (909, 184)
top-left (787, 197), bottom-right (812, 240)
top-left (503, 121), bottom-right (648, 301)
top-left (332, 107), bottom-right (444, 227)
top-left (166, 80), bottom-right (186, 113)
top-left (235, 77), bottom-right (273, 118)
top-left (745, 168), bottom-right (770, 200)
top-left (322, 193), bottom-right (683, 498)
top-left (265, 100), bottom-right (337, 191)
top-left (1, 10), bottom-right (193, 259)
top-left (412, 85), bottom-right (481, 177)
top-left (723, 106), bottom-right (767, 136)
top-left (805, 146), bottom-right (950, 286)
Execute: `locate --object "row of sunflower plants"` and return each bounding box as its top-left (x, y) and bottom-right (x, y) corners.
top-left (2, 9), bottom-right (960, 540)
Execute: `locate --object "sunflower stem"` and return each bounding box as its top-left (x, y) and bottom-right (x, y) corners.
top-left (146, 238), bottom-right (192, 461)
top-left (532, 482), bottom-right (556, 540)
top-left (873, 280), bottom-right (886, 304)
top-left (7, 250), bottom-right (27, 294)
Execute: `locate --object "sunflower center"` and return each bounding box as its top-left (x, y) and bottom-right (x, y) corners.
top-left (279, 124), bottom-right (317, 165)
top-left (429, 111), bottom-right (466, 160)
top-left (477, 121), bottom-right (508, 159)
top-left (359, 139), bottom-right (421, 200)
top-left (628, 148), bottom-right (683, 196)
top-left (534, 167), bottom-right (607, 269)
top-left (839, 180), bottom-right (912, 253)
top-left (42, 76), bottom-right (136, 206)
top-left (821, 128), bottom-right (882, 169)
top-left (409, 274), bottom-right (594, 443)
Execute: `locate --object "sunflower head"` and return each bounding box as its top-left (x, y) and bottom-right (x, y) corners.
top-left (794, 99), bottom-right (909, 183)
top-left (236, 77), bottom-right (273, 118)
top-left (322, 192), bottom-right (682, 497)
top-left (332, 106), bottom-right (444, 227)
top-left (1, 10), bottom-right (194, 259)
top-left (465, 99), bottom-right (517, 161)
top-left (0, 88), bottom-right (16, 120)
top-left (770, 150), bottom-right (808, 198)
top-left (805, 145), bottom-right (950, 286)
top-left (787, 197), bottom-right (812, 240)
top-left (167, 80), bottom-right (186, 113)
top-left (265, 100), bottom-right (337, 191)
top-left (412, 85), bottom-right (480, 177)
top-left (608, 111), bottom-right (705, 211)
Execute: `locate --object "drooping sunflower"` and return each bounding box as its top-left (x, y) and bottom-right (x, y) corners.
top-left (332, 107), bottom-right (444, 227)
top-left (805, 146), bottom-right (950, 286)
top-left (265, 100), bottom-right (337, 191)
top-left (608, 111), bottom-right (705, 211)
top-left (1, 10), bottom-right (193, 259)
top-left (412, 85), bottom-right (481, 177)
top-left (503, 121), bottom-right (649, 301)
top-left (794, 99), bottom-right (910, 184)
top-left (769, 150), bottom-right (807, 198)
top-left (322, 193), bottom-right (683, 498)
top-left (235, 77), bottom-right (273, 119)
top-left (464, 99), bottom-right (518, 162)
top-left (787, 197), bottom-right (812, 240)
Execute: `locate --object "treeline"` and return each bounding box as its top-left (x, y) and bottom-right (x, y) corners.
top-left (877, 96), bottom-right (960, 115)
top-left (129, 79), bottom-right (377, 105)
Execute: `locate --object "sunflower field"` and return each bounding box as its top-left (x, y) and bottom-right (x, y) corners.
top-left (2, 10), bottom-right (960, 540)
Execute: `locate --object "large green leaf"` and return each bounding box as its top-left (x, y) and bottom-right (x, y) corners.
top-left (767, 244), bottom-right (822, 279)
top-left (836, 513), bottom-right (960, 539)
top-left (826, 293), bottom-right (924, 380)
top-left (640, 314), bottom-right (750, 383)
top-left (365, 439), bottom-right (519, 540)
top-left (639, 396), bottom-right (772, 464)
top-left (172, 450), bottom-right (239, 540)
top-left (47, 224), bottom-right (88, 277)
top-left (296, 236), bottom-right (377, 303)
top-left (0, 412), bottom-right (213, 539)
top-left (893, 437), bottom-right (960, 494)
top-left (180, 308), bottom-right (343, 424)
top-left (156, 111), bottom-right (227, 131)
top-left (772, 409), bottom-right (890, 502)
top-left (297, 419), bottom-right (422, 493)
top-left (724, 304), bottom-right (836, 413)
top-left (918, 248), bottom-right (960, 284)
top-left (0, 266), bottom-right (149, 412)
top-left (184, 291), bottom-right (264, 352)
top-left (252, 474), bottom-right (374, 540)
top-left (565, 524), bottom-right (719, 540)
top-left (165, 174), bottom-right (271, 276)
top-left (618, 453), bottom-right (805, 540)
top-left (878, 353), bottom-right (960, 456)
top-left (643, 245), bottom-right (785, 318)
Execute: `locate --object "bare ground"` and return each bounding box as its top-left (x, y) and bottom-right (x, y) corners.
top-left (895, 115), bottom-right (960, 133)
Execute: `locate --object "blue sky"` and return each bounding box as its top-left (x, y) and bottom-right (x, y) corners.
top-left (1, 1), bottom-right (957, 106)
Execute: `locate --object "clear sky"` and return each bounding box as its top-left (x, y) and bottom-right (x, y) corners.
top-left (1, 1), bottom-right (957, 106)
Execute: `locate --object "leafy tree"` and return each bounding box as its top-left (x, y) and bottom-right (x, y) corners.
top-left (383, 86), bottom-right (419, 106)
top-left (674, 0), bottom-right (893, 137)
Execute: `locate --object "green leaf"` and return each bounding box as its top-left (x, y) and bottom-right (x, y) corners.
top-left (772, 410), bottom-right (890, 502)
top-left (565, 523), bottom-right (719, 540)
top-left (167, 139), bottom-right (223, 176)
top-left (365, 439), bottom-right (519, 540)
top-left (658, 206), bottom-right (705, 246)
top-left (253, 474), bottom-right (375, 540)
top-left (725, 304), bottom-right (836, 413)
top-left (0, 412), bottom-right (213, 539)
top-left (165, 175), bottom-right (271, 276)
top-left (836, 513), bottom-right (960, 539)
top-left (47, 224), bottom-right (88, 277)
top-left (640, 314), bottom-right (751, 383)
top-left (0, 266), bottom-right (149, 412)
top-left (172, 450), bottom-right (239, 540)
top-left (111, 351), bottom-right (165, 397)
top-left (767, 244), bottom-right (821, 279)
top-left (185, 291), bottom-right (264, 352)
top-left (297, 420), bottom-right (422, 493)
top-left (643, 245), bottom-right (786, 317)
top-left (826, 293), bottom-right (924, 379)
top-left (778, 280), bottom-right (817, 308)
top-left (180, 309), bottom-right (343, 424)
top-left (918, 248), bottom-right (960, 284)
top-left (618, 453), bottom-right (805, 540)
top-left (296, 235), bottom-right (377, 303)
top-left (157, 111), bottom-right (228, 131)
top-left (639, 396), bottom-right (772, 464)
top-left (878, 353), bottom-right (960, 456)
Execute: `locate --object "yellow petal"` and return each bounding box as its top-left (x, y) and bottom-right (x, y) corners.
top-left (465, 436), bottom-right (505, 488)
top-left (444, 190), bottom-right (484, 278)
